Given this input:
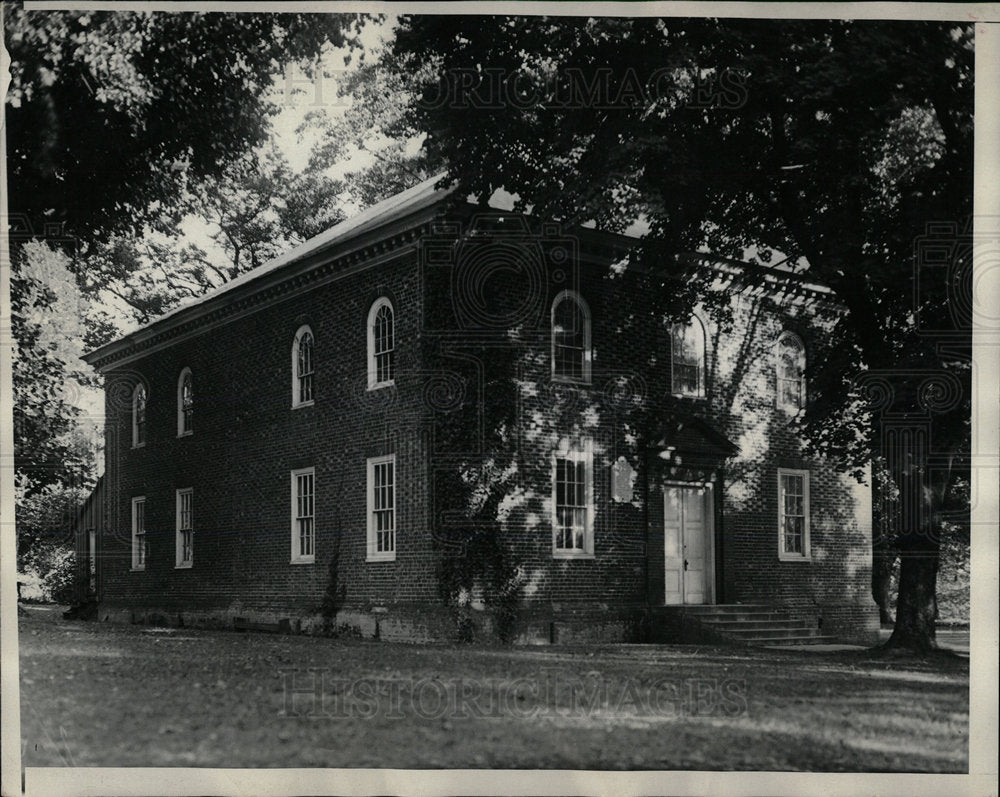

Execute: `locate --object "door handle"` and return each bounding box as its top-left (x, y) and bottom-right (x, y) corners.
top-left (684, 559), bottom-right (689, 571)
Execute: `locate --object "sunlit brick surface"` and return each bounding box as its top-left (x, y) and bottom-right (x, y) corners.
top-left (96, 214), bottom-right (879, 642)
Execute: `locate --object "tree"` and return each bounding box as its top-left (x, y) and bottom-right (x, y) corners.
top-left (303, 58), bottom-right (443, 208)
top-left (10, 241), bottom-right (98, 496)
top-left (4, 6), bottom-right (364, 493)
top-left (82, 145), bottom-right (349, 323)
top-left (389, 16), bottom-right (973, 651)
top-left (4, 6), bottom-right (362, 245)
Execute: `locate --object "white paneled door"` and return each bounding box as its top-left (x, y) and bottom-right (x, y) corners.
top-left (663, 485), bottom-right (714, 605)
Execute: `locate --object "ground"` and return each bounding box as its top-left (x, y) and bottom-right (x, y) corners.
top-left (18, 605), bottom-right (968, 772)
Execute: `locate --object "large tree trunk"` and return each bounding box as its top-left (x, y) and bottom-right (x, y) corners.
top-left (871, 507), bottom-right (897, 625)
top-left (872, 547), bottom-right (896, 626)
top-left (884, 542), bottom-right (939, 652)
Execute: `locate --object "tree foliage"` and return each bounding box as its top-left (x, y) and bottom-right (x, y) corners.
top-left (5, 5), bottom-right (362, 244)
top-left (390, 16), bottom-right (974, 650)
top-left (11, 242), bottom-right (99, 495)
top-left (303, 57), bottom-right (442, 208)
top-left (82, 146), bottom-right (348, 323)
top-left (5, 6), bottom-right (364, 496)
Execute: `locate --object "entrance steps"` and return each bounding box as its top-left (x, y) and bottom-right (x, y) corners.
top-left (650, 603), bottom-right (840, 647)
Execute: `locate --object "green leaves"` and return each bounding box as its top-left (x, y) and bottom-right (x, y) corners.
top-left (5, 7), bottom-right (362, 244)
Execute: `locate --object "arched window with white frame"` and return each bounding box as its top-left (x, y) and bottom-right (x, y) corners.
top-left (551, 290), bottom-right (591, 383)
top-left (132, 383), bottom-right (147, 447)
top-left (671, 316), bottom-right (706, 398)
top-left (292, 325), bottom-right (314, 408)
top-left (367, 298), bottom-right (395, 389)
top-left (775, 331), bottom-right (806, 411)
top-left (177, 367), bottom-right (193, 435)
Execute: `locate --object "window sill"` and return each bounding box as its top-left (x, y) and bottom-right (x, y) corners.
top-left (778, 554), bottom-right (812, 563)
top-left (671, 392), bottom-right (706, 401)
top-left (290, 557), bottom-right (315, 565)
top-left (176, 431), bottom-right (193, 439)
top-left (550, 375), bottom-right (592, 387)
top-left (553, 551), bottom-right (595, 560)
top-left (175, 562), bottom-right (193, 569)
top-left (130, 567), bottom-right (146, 572)
top-left (131, 443), bottom-right (145, 450)
top-left (367, 380), bottom-right (395, 392)
top-left (366, 554), bottom-right (397, 563)
top-left (292, 400), bottom-right (315, 410)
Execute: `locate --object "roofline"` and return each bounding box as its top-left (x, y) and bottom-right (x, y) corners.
top-left (83, 192), bottom-right (453, 369)
top-left (679, 251), bottom-right (832, 292)
top-left (84, 183), bottom-right (834, 369)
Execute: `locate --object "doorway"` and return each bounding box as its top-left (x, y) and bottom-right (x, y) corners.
top-left (663, 484), bottom-right (715, 605)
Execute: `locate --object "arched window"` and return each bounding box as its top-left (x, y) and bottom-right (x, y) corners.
top-left (177, 368), bottom-right (193, 436)
top-left (292, 326), bottom-right (315, 408)
top-left (671, 317), bottom-right (706, 398)
top-left (132, 383), bottom-right (147, 447)
top-left (551, 290), bottom-right (591, 383)
top-left (776, 331), bottom-right (806, 411)
top-left (367, 298), bottom-right (394, 389)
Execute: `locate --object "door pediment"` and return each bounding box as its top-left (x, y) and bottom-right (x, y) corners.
top-left (649, 413), bottom-right (737, 464)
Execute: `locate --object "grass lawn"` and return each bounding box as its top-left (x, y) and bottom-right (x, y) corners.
top-left (18, 605), bottom-right (968, 772)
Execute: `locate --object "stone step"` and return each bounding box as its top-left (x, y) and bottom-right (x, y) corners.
top-left (658, 604), bottom-right (779, 614)
top-left (648, 603), bottom-right (839, 646)
top-left (755, 635), bottom-right (842, 646)
top-left (720, 626), bottom-right (823, 640)
top-left (701, 618), bottom-right (816, 632)
top-left (690, 611), bottom-right (795, 622)
top-left (655, 608), bottom-right (795, 622)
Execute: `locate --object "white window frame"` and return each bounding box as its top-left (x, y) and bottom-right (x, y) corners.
top-left (175, 488), bottom-right (193, 568)
top-left (367, 298), bottom-right (395, 390)
top-left (551, 439), bottom-right (595, 558)
top-left (777, 468), bottom-right (811, 561)
top-left (670, 316), bottom-right (707, 398)
top-left (775, 331), bottom-right (807, 413)
top-left (131, 496), bottom-right (146, 571)
top-left (290, 467), bottom-right (316, 564)
top-left (366, 454), bottom-right (397, 562)
top-left (550, 289), bottom-right (592, 385)
top-left (176, 367), bottom-right (193, 436)
top-left (291, 325), bottom-right (315, 409)
top-left (131, 383), bottom-right (147, 448)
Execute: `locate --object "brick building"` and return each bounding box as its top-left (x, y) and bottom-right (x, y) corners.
top-left (81, 176), bottom-right (880, 644)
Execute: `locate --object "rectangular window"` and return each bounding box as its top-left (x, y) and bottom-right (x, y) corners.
top-left (131, 497), bottom-right (146, 571)
top-left (777, 376), bottom-right (802, 410)
top-left (552, 441), bottom-right (594, 556)
top-left (672, 361), bottom-right (702, 396)
top-left (291, 468), bottom-right (315, 564)
top-left (778, 469), bottom-right (810, 560)
top-left (375, 342), bottom-right (394, 385)
top-left (133, 387), bottom-right (147, 448)
top-left (88, 528), bottom-right (97, 593)
top-left (367, 454), bottom-right (396, 561)
top-left (175, 488), bottom-right (193, 568)
top-left (298, 345), bottom-right (313, 404)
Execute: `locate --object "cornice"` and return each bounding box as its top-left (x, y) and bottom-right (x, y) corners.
top-left (87, 223), bottom-right (429, 372)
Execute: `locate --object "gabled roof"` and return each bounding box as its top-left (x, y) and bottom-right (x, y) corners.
top-left (649, 412), bottom-right (740, 461)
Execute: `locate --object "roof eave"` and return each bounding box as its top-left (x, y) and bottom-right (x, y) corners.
top-left (82, 196), bottom-right (451, 369)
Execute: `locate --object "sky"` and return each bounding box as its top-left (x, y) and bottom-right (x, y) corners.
top-left (176, 15), bottom-right (399, 259)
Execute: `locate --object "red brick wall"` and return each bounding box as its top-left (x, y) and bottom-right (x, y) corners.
top-left (101, 249), bottom-right (438, 615)
top-left (419, 218), bottom-right (876, 636)
top-left (97, 215), bottom-right (877, 639)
